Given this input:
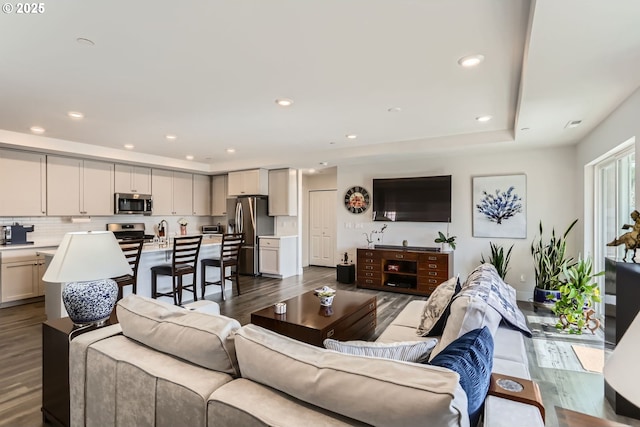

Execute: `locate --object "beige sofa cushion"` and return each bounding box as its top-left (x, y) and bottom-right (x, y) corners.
top-left (235, 324), bottom-right (469, 427)
top-left (117, 294), bottom-right (240, 375)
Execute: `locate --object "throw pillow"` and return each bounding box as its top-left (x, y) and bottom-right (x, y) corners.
top-left (427, 326), bottom-right (494, 427)
top-left (416, 275), bottom-right (461, 337)
top-left (323, 338), bottom-right (437, 363)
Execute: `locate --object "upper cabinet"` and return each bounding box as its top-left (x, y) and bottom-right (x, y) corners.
top-left (228, 169), bottom-right (268, 196)
top-left (151, 169), bottom-right (193, 216)
top-left (114, 164), bottom-right (151, 194)
top-left (211, 174), bottom-right (228, 216)
top-left (192, 174), bottom-right (211, 216)
top-left (47, 156), bottom-right (114, 216)
top-left (0, 150), bottom-right (46, 216)
top-left (268, 168), bottom-right (297, 216)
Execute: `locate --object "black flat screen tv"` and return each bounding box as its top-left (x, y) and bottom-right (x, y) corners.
top-left (372, 175), bottom-right (451, 222)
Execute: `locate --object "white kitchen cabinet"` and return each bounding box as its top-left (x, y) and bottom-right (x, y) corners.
top-left (192, 174), bottom-right (211, 216)
top-left (259, 236), bottom-right (297, 278)
top-left (47, 156), bottom-right (114, 216)
top-left (211, 174), bottom-right (228, 216)
top-left (151, 169), bottom-right (193, 215)
top-left (1, 250), bottom-right (46, 303)
top-left (228, 169), bottom-right (268, 196)
top-left (114, 164), bottom-right (152, 194)
top-left (268, 168), bottom-right (297, 216)
top-left (0, 149), bottom-right (46, 216)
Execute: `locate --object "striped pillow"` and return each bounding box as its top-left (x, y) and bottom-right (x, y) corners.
top-left (323, 338), bottom-right (438, 363)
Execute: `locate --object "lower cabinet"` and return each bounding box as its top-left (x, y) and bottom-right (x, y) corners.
top-left (1, 250), bottom-right (47, 303)
top-left (259, 236), bottom-right (297, 279)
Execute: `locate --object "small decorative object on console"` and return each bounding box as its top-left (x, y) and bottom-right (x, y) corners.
top-left (607, 209), bottom-right (640, 262)
top-left (315, 286), bottom-right (336, 306)
top-left (274, 302), bottom-right (287, 314)
top-left (387, 264), bottom-right (400, 272)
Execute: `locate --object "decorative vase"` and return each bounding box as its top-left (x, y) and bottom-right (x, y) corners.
top-left (319, 295), bottom-right (335, 306)
top-left (180, 225), bottom-right (187, 235)
top-left (62, 279), bottom-right (118, 326)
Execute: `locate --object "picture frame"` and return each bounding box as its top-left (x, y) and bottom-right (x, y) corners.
top-left (472, 174), bottom-right (527, 238)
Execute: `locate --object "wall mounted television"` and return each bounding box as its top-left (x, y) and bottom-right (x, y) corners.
top-left (372, 175), bottom-right (451, 222)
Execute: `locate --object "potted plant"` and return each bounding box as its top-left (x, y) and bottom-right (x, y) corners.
top-left (530, 219), bottom-right (578, 308)
top-left (435, 224), bottom-right (456, 251)
top-left (552, 257), bottom-right (603, 334)
top-left (480, 242), bottom-right (513, 280)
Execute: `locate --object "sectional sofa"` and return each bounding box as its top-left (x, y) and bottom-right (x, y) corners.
top-left (69, 264), bottom-right (544, 427)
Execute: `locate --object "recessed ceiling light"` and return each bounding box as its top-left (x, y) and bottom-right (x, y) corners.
top-left (475, 115), bottom-right (492, 123)
top-left (319, 161), bottom-right (328, 166)
top-left (275, 98), bottom-right (294, 107)
top-left (458, 54), bottom-right (485, 68)
top-left (346, 134), bottom-right (357, 140)
top-left (67, 111), bottom-right (84, 119)
top-left (185, 155), bottom-right (194, 161)
top-left (226, 148), bottom-right (236, 154)
top-left (124, 144), bottom-right (134, 150)
top-left (76, 37), bottom-right (95, 46)
top-left (165, 134), bottom-right (177, 141)
top-left (308, 168), bottom-right (316, 174)
top-left (387, 107), bottom-right (402, 113)
top-left (30, 126), bottom-right (45, 134)
top-left (565, 120), bottom-right (582, 129)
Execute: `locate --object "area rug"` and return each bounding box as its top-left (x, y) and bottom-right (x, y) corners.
top-left (532, 339), bottom-right (585, 372)
top-left (571, 345), bottom-right (604, 373)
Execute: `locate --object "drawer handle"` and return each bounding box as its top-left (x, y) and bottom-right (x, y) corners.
top-left (369, 311), bottom-right (375, 318)
top-left (369, 321), bottom-right (376, 328)
top-left (428, 256), bottom-right (437, 260)
top-left (365, 252), bottom-right (373, 256)
top-left (428, 272), bottom-right (437, 276)
top-left (368, 303), bottom-right (375, 310)
top-left (365, 259), bottom-right (374, 263)
top-left (327, 329), bottom-right (334, 338)
top-left (365, 272), bottom-right (373, 277)
top-left (365, 279), bottom-right (373, 284)
top-left (365, 266), bottom-right (373, 270)
top-left (395, 254), bottom-right (404, 259)
top-left (428, 263), bottom-right (437, 268)
top-left (428, 279), bottom-right (437, 283)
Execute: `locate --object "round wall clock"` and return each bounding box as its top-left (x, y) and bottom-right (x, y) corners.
top-left (344, 186), bottom-right (370, 214)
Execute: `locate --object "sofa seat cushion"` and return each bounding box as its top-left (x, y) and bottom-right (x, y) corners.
top-left (492, 356), bottom-right (531, 379)
top-left (493, 326), bottom-right (528, 365)
top-left (235, 324), bottom-right (469, 427)
top-left (117, 294), bottom-right (240, 375)
top-left (84, 335), bottom-right (233, 427)
top-left (376, 323), bottom-right (434, 344)
top-left (208, 378), bottom-right (367, 427)
top-left (484, 396), bottom-right (545, 427)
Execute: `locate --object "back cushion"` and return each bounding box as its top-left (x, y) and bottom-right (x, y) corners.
top-left (117, 294), bottom-right (240, 375)
top-left (235, 324), bottom-right (469, 427)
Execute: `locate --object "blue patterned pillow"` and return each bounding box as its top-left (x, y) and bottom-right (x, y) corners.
top-left (427, 326), bottom-right (494, 426)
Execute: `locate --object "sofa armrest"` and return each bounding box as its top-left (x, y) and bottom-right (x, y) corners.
top-left (69, 324), bottom-right (122, 427)
top-left (487, 373), bottom-right (544, 422)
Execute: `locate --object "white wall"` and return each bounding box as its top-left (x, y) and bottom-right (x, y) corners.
top-left (336, 145), bottom-right (579, 301)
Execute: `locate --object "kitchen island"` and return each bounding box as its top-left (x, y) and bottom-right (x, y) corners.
top-left (39, 235), bottom-right (224, 320)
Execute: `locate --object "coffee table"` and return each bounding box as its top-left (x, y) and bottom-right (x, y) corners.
top-left (250, 290), bottom-right (377, 347)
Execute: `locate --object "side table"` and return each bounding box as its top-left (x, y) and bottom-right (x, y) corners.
top-left (42, 316), bottom-right (117, 427)
top-left (336, 263), bottom-right (355, 284)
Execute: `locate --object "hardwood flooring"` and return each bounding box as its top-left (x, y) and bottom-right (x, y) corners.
top-left (0, 266), bottom-right (637, 426)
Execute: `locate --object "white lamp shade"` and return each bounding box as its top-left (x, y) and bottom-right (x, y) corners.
top-left (604, 311), bottom-right (640, 407)
top-left (43, 231), bottom-right (132, 283)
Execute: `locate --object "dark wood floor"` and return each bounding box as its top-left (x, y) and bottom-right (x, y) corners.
top-left (0, 266), bottom-right (638, 426)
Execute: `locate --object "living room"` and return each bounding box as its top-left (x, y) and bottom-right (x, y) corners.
top-left (1, 1), bottom-right (640, 426)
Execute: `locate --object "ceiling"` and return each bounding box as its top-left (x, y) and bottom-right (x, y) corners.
top-left (1, 0), bottom-right (639, 174)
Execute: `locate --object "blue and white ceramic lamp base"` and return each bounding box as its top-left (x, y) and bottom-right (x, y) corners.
top-left (62, 279), bottom-right (118, 326)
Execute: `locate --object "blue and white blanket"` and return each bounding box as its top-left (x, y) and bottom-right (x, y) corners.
top-left (457, 263), bottom-right (532, 337)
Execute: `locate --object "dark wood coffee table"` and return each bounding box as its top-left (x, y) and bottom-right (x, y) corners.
top-left (250, 290), bottom-right (377, 347)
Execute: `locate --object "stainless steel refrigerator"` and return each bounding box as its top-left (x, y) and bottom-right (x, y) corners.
top-left (227, 196), bottom-right (274, 275)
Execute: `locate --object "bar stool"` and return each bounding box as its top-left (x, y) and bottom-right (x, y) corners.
top-left (111, 239), bottom-right (144, 301)
top-left (151, 235), bottom-right (203, 305)
top-left (200, 233), bottom-right (244, 300)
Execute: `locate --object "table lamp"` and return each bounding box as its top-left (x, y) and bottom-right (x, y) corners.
top-left (42, 231), bottom-right (131, 326)
top-left (603, 310), bottom-right (640, 407)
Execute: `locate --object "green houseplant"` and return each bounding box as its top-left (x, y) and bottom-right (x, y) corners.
top-left (435, 231), bottom-right (456, 250)
top-left (552, 257), bottom-right (603, 334)
top-left (480, 242), bottom-right (513, 280)
top-left (530, 219), bottom-right (578, 307)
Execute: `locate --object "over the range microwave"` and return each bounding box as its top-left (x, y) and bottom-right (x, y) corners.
top-left (115, 193), bottom-right (153, 216)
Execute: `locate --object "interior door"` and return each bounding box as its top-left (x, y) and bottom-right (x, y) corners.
top-left (309, 190), bottom-right (336, 267)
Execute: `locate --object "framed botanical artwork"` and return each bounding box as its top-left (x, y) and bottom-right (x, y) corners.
top-left (472, 174), bottom-right (526, 238)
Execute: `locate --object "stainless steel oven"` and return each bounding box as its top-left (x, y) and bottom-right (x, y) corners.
top-left (115, 193), bottom-right (153, 215)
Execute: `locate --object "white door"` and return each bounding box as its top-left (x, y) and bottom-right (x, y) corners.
top-left (309, 190), bottom-right (336, 267)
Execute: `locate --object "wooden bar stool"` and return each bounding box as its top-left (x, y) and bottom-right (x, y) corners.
top-left (112, 239), bottom-right (144, 301)
top-left (151, 235), bottom-right (203, 305)
top-left (200, 233), bottom-right (244, 300)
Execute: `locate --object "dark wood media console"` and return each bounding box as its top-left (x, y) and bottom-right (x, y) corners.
top-left (356, 247), bottom-right (453, 296)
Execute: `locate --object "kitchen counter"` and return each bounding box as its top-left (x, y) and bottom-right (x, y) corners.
top-left (39, 235), bottom-right (224, 321)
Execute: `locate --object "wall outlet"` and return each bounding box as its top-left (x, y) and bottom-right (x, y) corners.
top-left (520, 274), bottom-right (526, 282)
